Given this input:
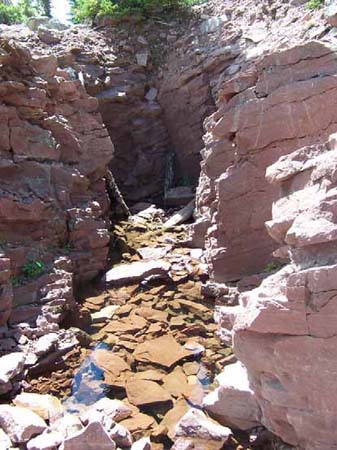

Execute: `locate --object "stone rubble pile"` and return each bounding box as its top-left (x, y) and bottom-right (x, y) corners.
top-left (19, 207), bottom-right (243, 450)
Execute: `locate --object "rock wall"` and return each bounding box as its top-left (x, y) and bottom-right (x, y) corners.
top-left (212, 132), bottom-right (337, 450)
top-left (9, 24), bottom-right (173, 202)
top-left (194, 40), bottom-right (337, 281)
top-left (0, 38), bottom-right (113, 327)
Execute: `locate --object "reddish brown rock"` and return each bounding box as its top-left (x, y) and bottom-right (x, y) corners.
top-left (193, 41), bottom-right (337, 281)
top-left (216, 133), bottom-right (337, 449)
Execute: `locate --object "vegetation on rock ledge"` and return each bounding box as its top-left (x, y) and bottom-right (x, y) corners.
top-left (71, 0), bottom-right (200, 22)
top-left (0, 0), bottom-right (51, 25)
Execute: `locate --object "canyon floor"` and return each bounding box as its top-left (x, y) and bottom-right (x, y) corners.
top-left (22, 205), bottom-right (252, 450)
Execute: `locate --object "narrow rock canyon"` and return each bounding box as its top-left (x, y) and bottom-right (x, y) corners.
top-left (1, 0), bottom-right (337, 449)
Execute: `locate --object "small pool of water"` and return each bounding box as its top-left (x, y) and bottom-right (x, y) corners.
top-left (63, 343), bottom-right (109, 414)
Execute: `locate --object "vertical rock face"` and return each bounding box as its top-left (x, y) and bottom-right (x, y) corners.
top-left (194, 41), bottom-right (337, 281)
top-left (0, 39), bottom-right (113, 324)
top-left (216, 133), bottom-right (337, 449)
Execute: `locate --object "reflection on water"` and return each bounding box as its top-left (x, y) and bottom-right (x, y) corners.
top-left (63, 343), bottom-right (109, 413)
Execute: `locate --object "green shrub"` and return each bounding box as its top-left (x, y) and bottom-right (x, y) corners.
top-left (22, 259), bottom-right (45, 279)
top-left (0, 0), bottom-right (41, 25)
top-left (0, 4), bottom-right (23, 24)
top-left (72, 0), bottom-right (198, 22)
top-left (307, 0), bottom-right (324, 10)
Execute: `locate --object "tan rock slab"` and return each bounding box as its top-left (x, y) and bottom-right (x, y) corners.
top-left (120, 413), bottom-right (155, 434)
top-left (101, 315), bottom-right (147, 334)
top-left (161, 398), bottom-right (189, 439)
top-left (134, 307), bottom-right (168, 322)
top-left (13, 393), bottom-right (63, 422)
top-left (126, 379), bottom-right (172, 407)
top-left (93, 350), bottom-right (131, 387)
top-left (133, 335), bottom-right (191, 368)
top-left (132, 369), bottom-right (166, 382)
top-left (163, 367), bottom-right (189, 398)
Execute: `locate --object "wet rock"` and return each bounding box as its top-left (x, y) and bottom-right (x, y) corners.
top-left (104, 260), bottom-right (171, 285)
top-left (133, 335), bottom-right (192, 368)
top-left (13, 393), bottom-right (63, 422)
top-left (0, 405), bottom-right (47, 443)
top-left (126, 379), bottom-right (172, 407)
top-left (61, 420), bottom-right (116, 450)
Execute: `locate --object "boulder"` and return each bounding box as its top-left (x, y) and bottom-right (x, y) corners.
top-left (173, 409), bottom-right (232, 450)
top-left (0, 405), bottom-right (47, 443)
top-left (61, 421), bottom-right (116, 450)
top-left (0, 352), bottom-right (25, 385)
top-left (13, 393), bottom-right (63, 422)
top-left (203, 362), bottom-right (261, 430)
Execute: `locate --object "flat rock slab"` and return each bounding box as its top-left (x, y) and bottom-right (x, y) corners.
top-left (126, 379), bottom-right (172, 407)
top-left (0, 405), bottom-right (47, 443)
top-left (93, 350), bottom-right (131, 387)
top-left (104, 260), bottom-right (171, 285)
top-left (133, 335), bottom-right (192, 368)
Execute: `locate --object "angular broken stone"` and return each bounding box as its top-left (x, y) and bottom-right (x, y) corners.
top-left (173, 408), bottom-right (232, 450)
top-left (120, 413), bottom-right (155, 435)
top-left (13, 393), bottom-right (63, 422)
top-left (91, 305), bottom-right (119, 323)
top-left (0, 352), bottom-right (25, 384)
top-left (0, 405), bottom-right (47, 443)
top-left (126, 379), bottom-right (172, 407)
top-left (133, 335), bottom-right (192, 368)
top-left (90, 398), bottom-right (133, 422)
top-left (109, 422), bottom-right (133, 447)
top-left (104, 260), bottom-right (171, 285)
top-left (27, 430), bottom-right (63, 450)
top-left (93, 350), bottom-right (131, 387)
top-left (61, 421), bottom-right (116, 450)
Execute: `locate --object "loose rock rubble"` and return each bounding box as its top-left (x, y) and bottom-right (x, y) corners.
top-left (8, 206), bottom-right (250, 450)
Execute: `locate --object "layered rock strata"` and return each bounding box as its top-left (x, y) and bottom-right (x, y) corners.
top-left (0, 38), bottom-right (113, 386)
top-left (210, 133), bottom-right (337, 449)
top-left (193, 40), bottom-right (337, 281)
